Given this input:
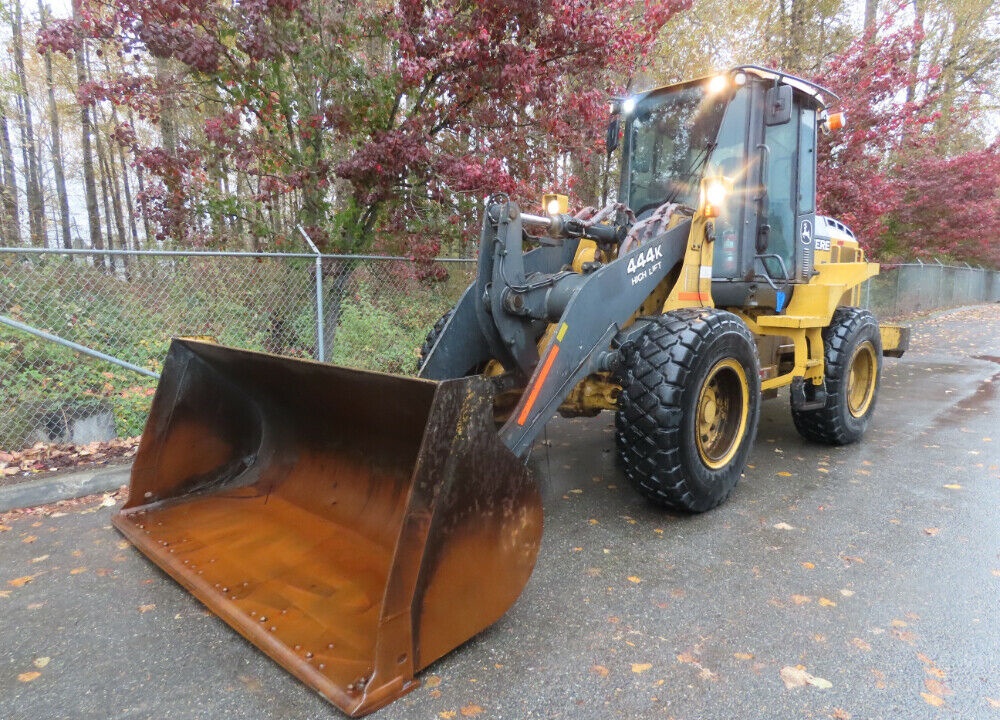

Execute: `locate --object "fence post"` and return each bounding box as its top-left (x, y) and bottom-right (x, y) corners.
top-left (298, 226), bottom-right (326, 362)
top-left (894, 266), bottom-right (901, 316)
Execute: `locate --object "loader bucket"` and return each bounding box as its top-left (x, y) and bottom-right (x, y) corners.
top-left (112, 339), bottom-right (542, 716)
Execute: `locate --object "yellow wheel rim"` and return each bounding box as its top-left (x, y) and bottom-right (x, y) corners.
top-left (847, 341), bottom-right (877, 418)
top-left (696, 358), bottom-right (750, 470)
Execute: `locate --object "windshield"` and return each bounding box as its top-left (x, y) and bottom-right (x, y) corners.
top-left (625, 84), bottom-right (729, 216)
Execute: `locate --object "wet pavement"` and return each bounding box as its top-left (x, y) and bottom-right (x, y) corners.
top-left (2, 305), bottom-right (998, 720)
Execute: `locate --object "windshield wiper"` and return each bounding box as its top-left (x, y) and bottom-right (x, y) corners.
top-left (663, 140), bottom-right (716, 206)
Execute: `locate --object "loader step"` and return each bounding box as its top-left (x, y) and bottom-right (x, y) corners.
top-left (755, 314), bottom-right (828, 328)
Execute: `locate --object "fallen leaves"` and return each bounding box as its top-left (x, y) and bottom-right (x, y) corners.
top-left (923, 527), bottom-right (940, 536)
top-left (676, 651), bottom-right (717, 680)
top-left (773, 522), bottom-right (795, 530)
top-left (818, 597), bottom-right (837, 607)
top-left (918, 653), bottom-right (951, 707)
top-left (631, 663), bottom-right (652, 674)
top-left (425, 675), bottom-right (442, 688)
top-left (850, 637), bottom-right (872, 652)
top-left (17, 671), bottom-right (41, 683)
top-left (921, 692), bottom-right (945, 707)
top-left (627, 576), bottom-right (642, 584)
top-left (780, 665), bottom-right (832, 690)
top-left (0, 438), bottom-right (139, 478)
top-left (591, 665), bottom-right (609, 678)
top-left (32, 657), bottom-right (50, 669)
top-left (924, 678), bottom-right (951, 698)
top-left (460, 704), bottom-right (484, 717)
top-left (8, 575), bottom-right (37, 588)
top-left (138, 603), bottom-right (156, 613)
top-left (943, 484), bottom-right (962, 490)
top-left (69, 567), bottom-right (87, 575)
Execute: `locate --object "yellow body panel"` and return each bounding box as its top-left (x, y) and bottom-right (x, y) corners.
top-left (562, 215), bottom-right (893, 413)
top-left (663, 214), bottom-right (715, 310)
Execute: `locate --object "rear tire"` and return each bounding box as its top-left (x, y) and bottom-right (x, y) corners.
top-left (614, 308), bottom-right (762, 513)
top-left (792, 307), bottom-right (882, 445)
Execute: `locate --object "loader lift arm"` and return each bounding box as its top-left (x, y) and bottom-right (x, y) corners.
top-left (419, 196), bottom-right (690, 457)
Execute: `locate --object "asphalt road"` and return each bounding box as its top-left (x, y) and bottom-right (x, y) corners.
top-left (2, 305), bottom-right (998, 720)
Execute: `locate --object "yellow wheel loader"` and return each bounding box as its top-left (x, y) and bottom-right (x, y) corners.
top-left (114, 66), bottom-right (909, 715)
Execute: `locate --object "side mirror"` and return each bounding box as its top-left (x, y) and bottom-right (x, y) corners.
top-left (605, 116), bottom-right (620, 156)
top-left (765, 85), bottom-right (792, 126)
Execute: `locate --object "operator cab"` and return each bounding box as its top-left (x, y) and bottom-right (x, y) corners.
top-left (616, 66), bottom-right (840, 312)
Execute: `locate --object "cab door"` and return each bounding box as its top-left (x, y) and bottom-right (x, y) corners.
top-left (760, 89), bottom-right (818, 286)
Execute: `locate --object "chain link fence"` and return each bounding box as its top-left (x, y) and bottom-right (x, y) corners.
top-left (1, 247), bottom-right (474, 452)
top-left (864, 262), bottom-right (1000, 317)
top-left (1, 249), bottom-right (997, 452)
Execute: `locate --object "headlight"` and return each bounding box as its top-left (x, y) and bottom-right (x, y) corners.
top-left (542, 193), bottom-right (568, 216)
top-left (621, 96), bottom-right (637, 115)
top-left (699, 176), bottom-right (732, 219)
top-left (707, 74), bottom-right (728, 95)
top-left (704, 179), bottom-right (727, 207)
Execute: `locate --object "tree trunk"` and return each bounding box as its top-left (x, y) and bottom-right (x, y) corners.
top-left (11, 0), bottom-right (46, 246)
top-left (155, 56), bottom-right (187, 244)
top-left (0, 107), bottom-right (21, 246)
top-left (905, 0), bottom-right (925, 108)
top-left (74, 20), bottom-right (104, 264)
top-left (95, 127), bottom-right (118, 272)
top-left (95, 108), bottom-right (128, 274)
top-left (117, 141), bottom-right (140, 251)
top-left (127, 109), bottom-right (153, 247)
top-left (38, 0), bottom-right (73, 249)
top-left (864, 0), bottom-right (879, 34)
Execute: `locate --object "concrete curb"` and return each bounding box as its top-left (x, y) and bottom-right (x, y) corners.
top-left (0, 463), bottom-right (132, 513)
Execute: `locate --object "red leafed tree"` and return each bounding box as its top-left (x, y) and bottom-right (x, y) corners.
top-left (891, 137), bottom-right (1000, 267)
top-left (338, 0), bottom-right (686, 253)
top-left (814, 15), bottom-right (1000, 267)
top-left (41, 0), bottom-right (688, 253)
top-left (813, 21), bottom-right (928, 258)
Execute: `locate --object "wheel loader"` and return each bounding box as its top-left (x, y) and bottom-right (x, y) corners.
top-left (113, 66), bottom-right (909, 716)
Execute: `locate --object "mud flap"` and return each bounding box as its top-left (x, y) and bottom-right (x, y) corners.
top-left (113, 339), bottom-right (542, 716)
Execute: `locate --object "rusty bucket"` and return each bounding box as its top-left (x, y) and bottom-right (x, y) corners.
top-left (113, 339), bottom-right (542, 716)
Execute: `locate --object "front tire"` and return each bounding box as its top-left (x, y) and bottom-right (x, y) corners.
top-left (416, 309), bottom-right (454, 372)
top-left (792, 307), bottom-right (882, 445)
top-left (615, 308), bottom-right (762, 512)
